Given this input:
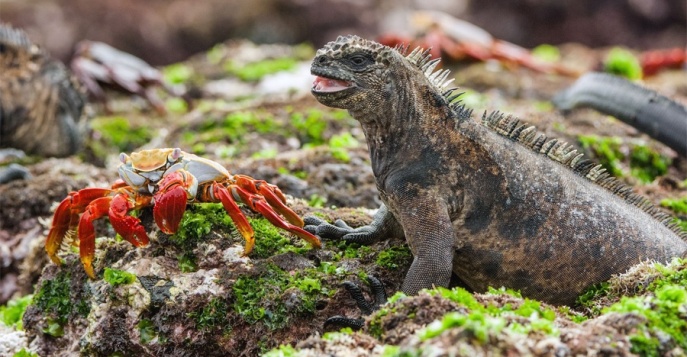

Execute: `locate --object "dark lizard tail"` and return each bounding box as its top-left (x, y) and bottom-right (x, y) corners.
top-left (553, 72), bottom-right (687, 156)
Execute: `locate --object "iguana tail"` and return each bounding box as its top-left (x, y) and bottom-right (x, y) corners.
top-left (553, 72), bottom-right (687, 156)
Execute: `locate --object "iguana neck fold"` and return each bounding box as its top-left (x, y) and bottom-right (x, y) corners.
top-left (353, 71), bottom-right (459, 181)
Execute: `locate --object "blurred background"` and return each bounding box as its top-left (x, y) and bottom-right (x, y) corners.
top-left (1, 0), bottom-right (685, 65)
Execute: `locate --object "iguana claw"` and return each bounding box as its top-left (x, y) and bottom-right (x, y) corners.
top-left (324, 276), bottom-right (387, 331)
top-left (304, 212), bottom-right (396, 245)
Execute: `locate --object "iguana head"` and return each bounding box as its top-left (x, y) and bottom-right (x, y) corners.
top-left (0, 24), bottom-right (43, 67)
top-left (311, 35), bottom-right (401, 112)
top-left (311, 35), bottom-right (460, 120)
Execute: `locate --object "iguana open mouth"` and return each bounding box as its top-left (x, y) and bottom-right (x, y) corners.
top-left (312, 76), bottom-right (353, 93)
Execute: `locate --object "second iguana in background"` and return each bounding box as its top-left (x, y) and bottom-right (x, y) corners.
top-left (305, 35), bottom-right (687, 307)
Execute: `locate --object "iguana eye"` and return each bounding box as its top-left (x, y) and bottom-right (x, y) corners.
top-left (347, 53), bottom-right (373, 69)
top-left (351, 56), bottom-right (365, 65)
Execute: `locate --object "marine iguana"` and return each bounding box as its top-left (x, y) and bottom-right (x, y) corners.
top-left (305, 35), bottom-right (687, 310)
top-left (0, 23), bottom-right (86, 159)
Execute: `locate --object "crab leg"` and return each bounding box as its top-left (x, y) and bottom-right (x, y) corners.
top-left (46, 197), bottom-right (75, 265)
top-left (109, 191), bottom-right (151, 247)
top-left (232, 185), bottom-right (321, 249)
top-left (153, 170), bottom-right (195, 234)
top-left (46, 188), bottom-right (113, 265)
top-left (234, 175), bottom-right (304, 227)
top-left (212, 182), bottom-right (255, 255)
top-left (77, 196), bottom-right (113, 278)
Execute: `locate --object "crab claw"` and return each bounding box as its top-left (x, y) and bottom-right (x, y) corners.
top-left (233, 185), bottom-right (321, 249)
top-left (46, 188), bottom-right (113, 265)
top-left (109, 192), bottom-right (150, 247)
top-left (213, 182), bottom-right (255, 255)
top-left (153, 170), bottom-right (195, 234)
top-left (234, 175), bottom-right (304, 227)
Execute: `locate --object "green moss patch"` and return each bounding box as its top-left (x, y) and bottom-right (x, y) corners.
top-left (263, 344), bottom-right (298, 357)
top-left (189, 297), bottom-right (230, 332)
top-left (169, 202), bottom-right (236, 270)
top-left (420, 310), bottom-right (508, 342)
top-left (12, 349), bottom-right (39, 357)
top-left (251, 217), bottom-right (312, 258)
top-left (661, 197), bottom-right (687, 232)
top-left (578, 258), bottom-right (687, 355)
top-left (629, 145), bottom-right (671, 183)
top-left (290, 109), bottom-right (328, 145)
top-left (168, 202), bottom-right (317, 269)
top-left (225, 58), bottom-right (298, 82)
top-left (604, 47), bottom-right (642, 80)
top-left (232, 263), bottom-right (330, 330)
top-left (579, 135), bottom-right (670, 183)
top-left (137, 319), bottom-right (157, 344)
top-left (577, 281), bottom-right (610, 314)
top-left (579, 135), bottom-right (624, 177)
top-left (0, 294), bottom-right (33, 329)
top-left (375, 245), bottom-right (412, 270)
top-left (103, 268), bottom-right (136, 287)
top-left (185, 111), bottom-right (281, 147)
top-left (415, 287), bottom-right (560, 342)
top-left (33, 271), bottom-right (91, 334)
top-left (179, 105), bottom-right (359, 160)
top-left (328, 132), bottom-right (360, 163)
top-left (606, 285), bottom-right (686, 355)
top-left (163, 63), bottom-right (194, 85)
top-left (661, 196), bottom-right (687, 214)
top-left (89, 116), bottom-right (153, 153)
top-left (531, 44), bottom-right (561, 62)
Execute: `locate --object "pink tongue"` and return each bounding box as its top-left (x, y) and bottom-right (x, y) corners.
top-left (313, 76), bottom-right (352, 92)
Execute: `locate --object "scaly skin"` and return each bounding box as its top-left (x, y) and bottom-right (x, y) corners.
top-left (0, 24), bottom-right (85, 157)
top-left (306, 35), bottom-right (687, 306)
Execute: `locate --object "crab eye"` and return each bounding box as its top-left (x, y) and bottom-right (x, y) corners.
top-left (169, 148), bottom-right (182, 162)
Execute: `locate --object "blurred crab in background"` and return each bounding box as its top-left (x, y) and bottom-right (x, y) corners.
top-left (45, 148), bottom-right (321, 278)
top-left (640, 47), bottom-right (686, 76)
top-left (379, 11), bottom-right (580, 76)
top-left (380, 11), bottom-right (685, 78)
top-left (71, 41), bottom-right (187, 114)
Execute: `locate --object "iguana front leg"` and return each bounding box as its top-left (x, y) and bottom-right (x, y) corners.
top-left (304, 204), bottom-right (404, 244)
top-left (306, 197), bottom-right (456, 293)
top-left (393, 196), bottom-right (455, 295)
top-left (308, 196), bottom-right (456, 331)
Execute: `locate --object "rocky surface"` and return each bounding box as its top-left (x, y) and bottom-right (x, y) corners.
top-left (283, 258), bottom-right (687, 356)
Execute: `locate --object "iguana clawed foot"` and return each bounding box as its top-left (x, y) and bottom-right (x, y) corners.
top-left (304, 216), bottom-right (383, 244)
top-left (324, 276), bottom-right (387, 331)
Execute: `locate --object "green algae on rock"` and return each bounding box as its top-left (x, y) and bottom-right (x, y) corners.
top-left (267, 259), bottom-right (687, 356)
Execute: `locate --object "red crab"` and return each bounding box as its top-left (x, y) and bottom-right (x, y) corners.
top-left (45, 148), bottom-right (321, 278)
top-left (640, 47), bottom-right (686, 76)
top-left (378, 11), bottom-right (579, 76)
